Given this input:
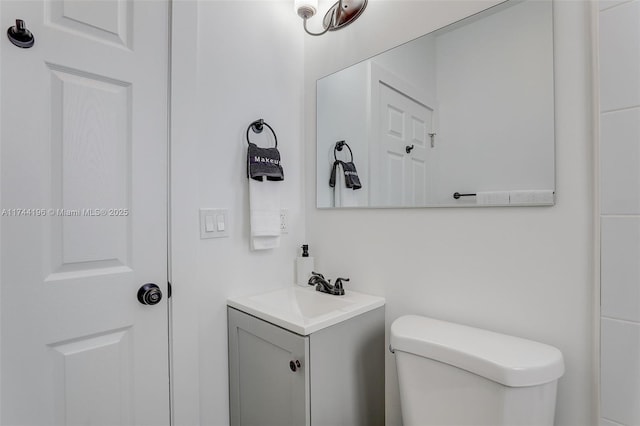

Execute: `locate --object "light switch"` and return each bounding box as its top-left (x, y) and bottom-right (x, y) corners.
top-left (205, 215), bottom-right (215, 232)
top-left (216, 214), bottom-right (225, 231)
top-left (200, 208), bottom-right (229, 239)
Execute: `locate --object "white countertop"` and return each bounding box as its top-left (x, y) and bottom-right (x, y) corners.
top-left (227, 285), bottom-right (385, 335)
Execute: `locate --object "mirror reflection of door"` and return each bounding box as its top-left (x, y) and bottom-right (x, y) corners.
top-left (377, 82), bottom-right (435, 207)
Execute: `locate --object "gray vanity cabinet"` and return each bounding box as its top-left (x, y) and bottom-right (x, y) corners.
top-left (227, 306), bottom-right (385, 426)
top-left (228, 307), bottom-right (309, 425)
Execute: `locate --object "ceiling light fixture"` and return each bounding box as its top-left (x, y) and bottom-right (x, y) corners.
top-left (295, 0), bottom-right (367, 36)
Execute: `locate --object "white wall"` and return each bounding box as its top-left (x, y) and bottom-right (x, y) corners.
top-left (170, 1), bottom-right (597, 424)
top-left (598, 1), bottom-right (640, 425)
top-left (0, 3), bottom-right (3, 420)
top-left (171, 2), bottom-right (305, 424)
top-left (305, 1), bottom-right (595, 425)
top-left (372, 35), bottom-right (436, 95)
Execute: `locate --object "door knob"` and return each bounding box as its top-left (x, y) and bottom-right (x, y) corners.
top-left (405, 145), bottom-right (415, 154)
top-left (7, 19), bottom-right (35, 49)
top-left (137, 283), bottom-right (162, 305)
top-left (289, 360), bottom-right (301, 372)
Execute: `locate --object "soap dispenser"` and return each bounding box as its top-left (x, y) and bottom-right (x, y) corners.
top-left (296, 244), bottom-right (315, 287)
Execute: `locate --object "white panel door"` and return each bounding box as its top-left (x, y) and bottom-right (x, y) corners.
top-left (0, 1), bottom-right (170, 425)
top-left (378, 82), bottom-right (434, 207)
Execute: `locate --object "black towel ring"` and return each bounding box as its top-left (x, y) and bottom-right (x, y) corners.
top-left (334, 140), bottom-right (354, 162)
top-left (246, 119), bottom-right (278, 148)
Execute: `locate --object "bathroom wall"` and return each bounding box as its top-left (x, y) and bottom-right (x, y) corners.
top-left (304, 1), bottom-right (595, 425)
top-left (598, 1), bottom-right (640, 425)
top-left (171, 2), bottom-right (305, 424)
top-left (0, 4), bottom-right (3, 419)
top-left (171, 1), bottom-right (596, 424)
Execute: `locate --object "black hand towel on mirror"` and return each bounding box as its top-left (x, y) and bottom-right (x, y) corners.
top-left (329, 160), bottom-right (361, 190)
top-left (342, 161), bottom-right (362, 189)
top-left (247, 142), bottom-right (284, 181)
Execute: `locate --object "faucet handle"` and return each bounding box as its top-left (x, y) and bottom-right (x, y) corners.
top-left (334, 277), bottom-right (349, 295)
top-left (308, 271), bottom-right (328, 287)
top-left (335, 277), bottom-right (349, 287)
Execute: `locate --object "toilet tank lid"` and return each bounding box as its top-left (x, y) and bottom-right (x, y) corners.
top-left (390, 315), bottom-right (565, 387)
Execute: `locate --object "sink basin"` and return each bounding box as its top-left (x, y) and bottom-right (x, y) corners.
top-left (227, 286), bottom-right (385, 335)
top-left (248, 287), bottom-right (352, 318)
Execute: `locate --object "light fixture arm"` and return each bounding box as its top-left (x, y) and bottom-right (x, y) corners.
top-left (303, 16), bottom-right (332, 36)
top-left (302, 2), bottom-right (338, 37)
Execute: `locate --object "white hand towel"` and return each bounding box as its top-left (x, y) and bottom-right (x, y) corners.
top-left (333, 162), bottom-right (359, 208)
top-left (509, 190), bottom-right (555, 205)
top-left (476, 191), bottom-right (510, 205)
top-left (249, 179), bottom-right (281, 250)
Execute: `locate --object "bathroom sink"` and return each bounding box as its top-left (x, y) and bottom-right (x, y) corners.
top-left (248, 287), bottom-right (352, 318)
top-left (227, 285), bottom-right (385, 335)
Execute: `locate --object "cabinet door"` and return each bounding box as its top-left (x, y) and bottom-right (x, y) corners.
top-left (228, 308), bottom-right (310, 426)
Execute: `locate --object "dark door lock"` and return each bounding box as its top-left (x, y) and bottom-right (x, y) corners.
top-left (137, 283), bottom-right (162, 305)
top-left (7, 19), bottom-right (34, 49)
top-left (405, 145), bottom-right (415, 154)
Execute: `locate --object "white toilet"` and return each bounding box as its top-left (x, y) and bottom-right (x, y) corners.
top-left (390, 315), bottom-right (565, 426)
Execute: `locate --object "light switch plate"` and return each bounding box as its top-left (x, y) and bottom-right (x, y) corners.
top-left (200, 208), bottom-right (229, 239)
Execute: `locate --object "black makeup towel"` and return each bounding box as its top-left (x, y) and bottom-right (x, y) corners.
top-left (329, 160), bottom-right (362, 190)
top-left (247, 142), bottom-right (284, 181)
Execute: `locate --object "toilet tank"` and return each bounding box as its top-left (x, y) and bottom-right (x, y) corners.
top-left (390, 315), bottom-right (565, 426)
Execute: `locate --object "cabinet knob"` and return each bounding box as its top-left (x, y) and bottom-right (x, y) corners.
top-left (289, 360), bottom-right (301, 372)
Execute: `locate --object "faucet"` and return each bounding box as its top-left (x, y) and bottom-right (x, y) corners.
top-left (308, 272), bottom-right (349, 296)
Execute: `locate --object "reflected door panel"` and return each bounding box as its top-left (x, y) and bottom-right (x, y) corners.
top-left (377, 83), bottom-right (433, 207)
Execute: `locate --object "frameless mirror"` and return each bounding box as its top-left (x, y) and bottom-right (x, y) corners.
top-left (317, 0), bottom-right (554, 208)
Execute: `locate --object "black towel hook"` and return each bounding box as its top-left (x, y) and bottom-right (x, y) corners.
top-left (334, 140), bottom-right (354, 162)
top-left (246, 119), bottom-right (278, 148)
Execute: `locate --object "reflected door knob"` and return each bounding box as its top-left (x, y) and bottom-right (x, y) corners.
top-left (137, 283), bottom-right (162, 305)
top-left (289, 360), bottom-right (301, 372)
